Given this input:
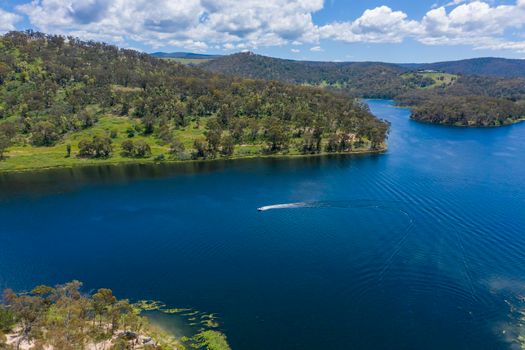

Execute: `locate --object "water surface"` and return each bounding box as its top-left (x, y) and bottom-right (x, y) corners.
top-left (1, 100), bottom-right (524, 349)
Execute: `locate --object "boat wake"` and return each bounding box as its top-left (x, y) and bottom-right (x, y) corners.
top-left (256, 200), bottom-right (418, 283)
top-left (257, 203), bottom-right (309, 211)
top-left (257, 200), bottom-right (401, 212)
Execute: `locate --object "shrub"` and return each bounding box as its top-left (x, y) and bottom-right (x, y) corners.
top-left (0, 306), bottom-right (15, 333)
top-left (121, 140), bottom-right (134, 157)
top-left (133, 140), bottom-right (151, 158)
top-left (154, 154), bottom-right (165, 161)
top-left (120, 139), bottom-right (151, 158)
top-left (31, 121), bottom-right (59, 146)
top-left (78, 136), bottom-right (112, 158)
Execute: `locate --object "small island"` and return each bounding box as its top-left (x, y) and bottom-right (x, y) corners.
top-left (0, 32), bottom-right (389, 173)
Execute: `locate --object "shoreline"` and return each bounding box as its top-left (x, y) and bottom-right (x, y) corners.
top-left (0, 147), bottom-right (387, 174)
top-left (409, 116), bottom-right (525, 128)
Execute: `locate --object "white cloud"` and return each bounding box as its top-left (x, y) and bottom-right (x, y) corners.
top-left (319, 6), bottom-right (423, 43)
top-left (319, 1), bottom-right (525, 53)
top-left (291, 48), bottom-right (301, 53)
top-left (310, 45), bottom-right (323, 52)
top-left (420, 1), bottom-right (525, 51)
top-left (7, 0), bottom-right (525, 54)
top-left (0, 8), bottom-right (21, 33)
top-left (15, 0), bottom-right (323, 50)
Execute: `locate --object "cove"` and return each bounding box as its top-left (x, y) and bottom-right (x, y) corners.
top-left (1, 100), bottom-right (524, 349)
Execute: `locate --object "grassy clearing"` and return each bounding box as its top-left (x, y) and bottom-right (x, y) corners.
top-left (402, 72), bottom-right (458, 89)
top-left (0, 115), bottom-right (382, 173)
top-left (161, 57), bottom-right (212, 65)
top-left (1, 115), bottom-right (170, 172)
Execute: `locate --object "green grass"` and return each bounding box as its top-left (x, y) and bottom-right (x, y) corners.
top-left (161, 57), bottom-right (212, 65)
top-left (0, 115), bottom-right (383, 173)
top-left (402, 72), bottom-right (458, 89)
top-left (0, 115), bottom-right (172, 172)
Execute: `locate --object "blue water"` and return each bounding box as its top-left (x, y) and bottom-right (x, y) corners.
top-left (1, 100), bottom-right (524, 349)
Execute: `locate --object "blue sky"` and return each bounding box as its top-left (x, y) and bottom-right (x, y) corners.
top-left (1, 0), bottom-right (525, 63)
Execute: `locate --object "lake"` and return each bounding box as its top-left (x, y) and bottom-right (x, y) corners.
top-left (1, 100), bottom-right (524, 349)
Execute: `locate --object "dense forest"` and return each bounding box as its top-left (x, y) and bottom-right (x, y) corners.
top-left (0, 31), bottom-right (389, 171)
top-left (0, 281), bottom-right (231, 349)
top-left (396, 75), bottom-right (525, 126)
top-left (202, 53), bottom-right (525, 127)
top-left (404, 57), bottom-right (525, 78)
top-left (202, 52), bottom-right (410, 98)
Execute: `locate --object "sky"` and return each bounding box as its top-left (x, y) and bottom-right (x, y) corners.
top-left (1, 0), bottom-right (525, 63)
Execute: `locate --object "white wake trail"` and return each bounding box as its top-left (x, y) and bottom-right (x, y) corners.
top-left (257, 202), bottom-right (309, 211)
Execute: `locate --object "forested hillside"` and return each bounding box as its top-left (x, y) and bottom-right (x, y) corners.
top-left (397, 75), bottom-right (525, 126)
top-left (407, 57), bottom-right (525, 78)
top-left (202, 52), bottom-right (409, 98)
top-left (203, 53), bottom-right (525, 127)
top-left (0, 31), bottom-right (389, 172)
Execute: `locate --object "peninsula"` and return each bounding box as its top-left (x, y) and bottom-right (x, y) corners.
top-left (0, 31), bottom-right (388, 172)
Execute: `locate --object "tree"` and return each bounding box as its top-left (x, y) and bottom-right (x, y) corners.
top-left (264, 118), bottom-right (289, 153)
top-left (0, 306), bottom-right (15, 333)
top-left (300, 126), bottom-right (322, 154)
top-left (133, 140), bottom-right (151, 158)
top-left (92, 136), bottom-right (113, 158)
top-left (220, 134), bottom-right (235, 156)
top-left (169, 139), bottom-right (186, 159)
top-left (0, 123), bottom-right (16, 139)
top-left (192, 139), bottom-right (207, 159)
top-left (205, 118), bottom-right (222, 156)
top-left (142, 116), bottom-right (155, 135)
top-left (3, 289), bottom-right (46, 348)
top-left (157, 122), bottom-right (173, 144)
top-left (31, 121), bottom-right (59, 146)
top-left (92, 288), bottom-right (116, 327)
top-left (78, 139), bottom-right (96, 158)
top-left (0, 134), bottom-right (11, 160)
top-left (246, 119), bottom-right (259, 142)
top-left (121, 140), bottom-right (134, 157)
top-left (77, 110), bottom-right (98, 129)
top-left (78, 136), bottom-right (112, 158)
top-left (120, 101), bottom-right (130, 116)
top-left (325, 133), bottom-right (338, 153)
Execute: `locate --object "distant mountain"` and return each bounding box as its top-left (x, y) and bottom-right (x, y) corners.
top-left (402, 57), bottom-right (525, 78)
top-left (200, 52), bottom-right (525, 127)
top-left (150, 52), bottom-right (222, 59)
top-left (204, 53), bottom-right (525, 79)
top-left (201, 52), bottom-right (408, 98)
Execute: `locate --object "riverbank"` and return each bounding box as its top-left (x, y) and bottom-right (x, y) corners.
top-left (0, 145), bottom-right (386, 173)
top-left (409, 115), bottom-right (525, 128)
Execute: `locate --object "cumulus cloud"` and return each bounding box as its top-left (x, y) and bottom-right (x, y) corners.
top-left (6, 0), bottom-right (525, 54)
top-left (319, 1), bottom-right (525, 53)
top-left (15, 0), bottom-right (322, 50)
top-left (421, 1), bottom-right (525, 44)
top-left (310, 45), bottom-right (323, 52)
top-left (420, 1), bottom-right (525, 51)
top-left (0, 8), bottom-right (21, 33)
top-left (319, 6), bottom-right (423, 43)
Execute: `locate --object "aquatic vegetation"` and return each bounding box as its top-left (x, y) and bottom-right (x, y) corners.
top-left (132, 299), bottom-right (230, 349)
top-left (164, 308), bottom-right (193, 314)
top-left (188, 330), bottom-right (232, 350)
top-left (512, 298), bottom-right (525, 349)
